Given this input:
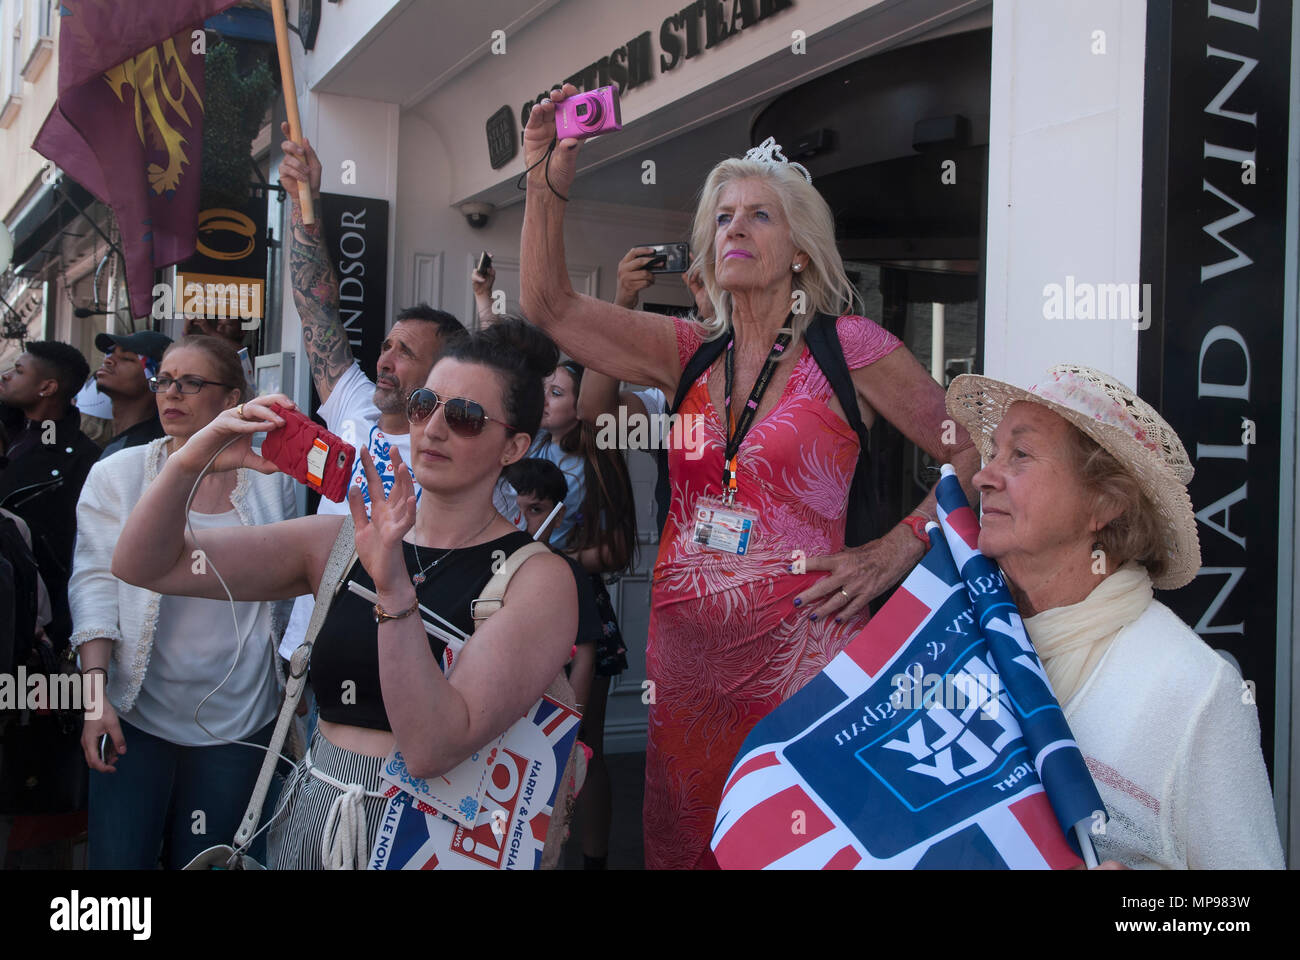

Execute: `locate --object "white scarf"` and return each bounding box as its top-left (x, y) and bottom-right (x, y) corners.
top-left (1022, 561), bottom-right (1154, 707)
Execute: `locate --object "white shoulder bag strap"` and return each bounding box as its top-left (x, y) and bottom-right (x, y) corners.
top-left (230, 515), bottom-right (357, 852)
top-left (470, 541), bottom-right (584, 870)
top-left (471, 539), bottom-right (578, 712)
top-left (469, 540), bottom-right (552, 626)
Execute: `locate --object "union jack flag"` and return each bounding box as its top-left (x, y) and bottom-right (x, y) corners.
top-left (711, 467), bottom-right (1105, 868)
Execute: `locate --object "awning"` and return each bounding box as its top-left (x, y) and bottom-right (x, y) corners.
top-left (6, 178), bottom-right (103, 277)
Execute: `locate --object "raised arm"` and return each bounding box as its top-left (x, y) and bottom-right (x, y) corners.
top-left (279, 123), bottom-right (353, 404)
top-left (575, 247), bottom-right (660, 424)
top-left (110, 396), bottom-right (337, 603)
top-left (519, 87), bottom-right (680, 393)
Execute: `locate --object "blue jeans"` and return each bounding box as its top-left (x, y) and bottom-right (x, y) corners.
top-left (88, 717), bottom-right (279, 869)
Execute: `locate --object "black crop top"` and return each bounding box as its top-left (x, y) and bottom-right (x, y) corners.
top-left (311, 531), bottom-right (600, 731)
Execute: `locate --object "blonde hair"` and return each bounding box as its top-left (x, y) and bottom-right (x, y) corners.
top-left (689, 158), bottom-right (856, 341)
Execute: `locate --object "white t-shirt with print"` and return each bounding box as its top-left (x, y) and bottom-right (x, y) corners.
top-left (277, 362), bottom-right (419, 660)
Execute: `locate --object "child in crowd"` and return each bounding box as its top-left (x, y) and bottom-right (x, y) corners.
top-left (507, 457), bottom-right (568, 543)
top-left (503, 458), bottom-right (595, 717)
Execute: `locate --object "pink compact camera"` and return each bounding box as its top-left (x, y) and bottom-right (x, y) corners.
top-left (554, 86), bottom-right (622, 141)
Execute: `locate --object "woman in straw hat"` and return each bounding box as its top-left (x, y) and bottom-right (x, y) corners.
top-left (946, 363), bottom-right (1283, 869)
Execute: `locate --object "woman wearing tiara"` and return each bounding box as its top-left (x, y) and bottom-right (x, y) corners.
top-left (519, 85), bottom-right (981, 869)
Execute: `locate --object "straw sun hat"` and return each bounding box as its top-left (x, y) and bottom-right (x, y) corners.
top-left (945, 363), bottom-right (1201, 590)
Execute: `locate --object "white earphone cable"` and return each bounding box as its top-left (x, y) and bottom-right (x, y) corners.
top-left (181, 437), bottom-right (300, 776)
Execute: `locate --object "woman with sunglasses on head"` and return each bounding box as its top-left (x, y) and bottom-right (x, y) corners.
top-left (110, 319), bottom-right (580, 869)
top-left (71, 335), bottom-right (296, 869)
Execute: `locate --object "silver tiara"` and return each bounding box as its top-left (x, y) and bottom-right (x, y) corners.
top-left (743, 137), bottom-right (812, 183)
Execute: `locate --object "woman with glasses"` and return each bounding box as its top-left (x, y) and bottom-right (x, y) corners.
top-left (110, 319), bottom-right (581, 869)
top-left (70, 335), bottom-right (296, 869)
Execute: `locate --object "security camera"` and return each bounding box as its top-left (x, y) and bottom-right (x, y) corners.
top-left (457, 201), bottom-right (494, 229)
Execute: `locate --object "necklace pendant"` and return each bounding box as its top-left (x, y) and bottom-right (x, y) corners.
top-left (412, 573), bottom-right (425, 586)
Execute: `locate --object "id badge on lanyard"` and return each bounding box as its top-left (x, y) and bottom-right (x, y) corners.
top-left (693, 495), bottom-right (758, 555)
top-left (692, 320), bottom-right (793, 556)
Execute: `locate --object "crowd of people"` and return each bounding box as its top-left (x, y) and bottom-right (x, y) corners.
top-left (0, 85), bottom-right (1282, 870)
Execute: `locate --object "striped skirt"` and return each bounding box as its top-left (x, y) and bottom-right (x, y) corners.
top-left (268, 729), bottom-right (391, 870)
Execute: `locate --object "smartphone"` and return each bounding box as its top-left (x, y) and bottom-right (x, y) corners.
top-left (477, 251), bottom-right (492, 275)
top-left (554, 85), bottom-right (622, 141)
top-left (260, 403), bottom-right (356, 502)
top-left (640, 242), bottom-right (690, 274)
top-left (98, 733), bottom-right (112, 764)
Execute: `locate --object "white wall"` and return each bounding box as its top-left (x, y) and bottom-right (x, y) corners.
top-left (293, 0), bottom-right (406, 91)
top-left (982, 0), bottom-right (1147, 388)
top-left (0, 0), bottom-right (58, 221)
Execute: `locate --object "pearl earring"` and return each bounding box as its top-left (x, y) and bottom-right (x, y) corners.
top-left (792, 262), bottom-right (803, 272)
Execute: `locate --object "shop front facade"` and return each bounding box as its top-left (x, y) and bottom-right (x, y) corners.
top-left (0, 0), bottom-right (1293, 864)
top-left (265, 0), bottom-right (1297, 864)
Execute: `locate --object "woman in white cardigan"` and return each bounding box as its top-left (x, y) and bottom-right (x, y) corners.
top-left (71, 335), bottom-right (294, 869)
top-left (946, 364), bottom-right (1283, 869)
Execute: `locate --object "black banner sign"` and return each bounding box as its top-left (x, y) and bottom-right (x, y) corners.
top-left (1138, 0), bottom-right (1293, 775)
top-left (317, 192), bottom-right (390, 392)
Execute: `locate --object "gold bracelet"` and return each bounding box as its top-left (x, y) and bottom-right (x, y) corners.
top-left (373, 598), bottom-right (420, 625)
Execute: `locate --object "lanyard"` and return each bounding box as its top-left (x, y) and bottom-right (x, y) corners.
top-left (722, 317), bottom-right (794, 502)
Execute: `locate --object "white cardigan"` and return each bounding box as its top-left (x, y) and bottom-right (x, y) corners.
top-left (69, 438), bottom-right (296, 714)
top-left (1064, 599), bottom-right (1284, 869)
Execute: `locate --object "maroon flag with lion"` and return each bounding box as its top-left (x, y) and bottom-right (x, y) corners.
top-left (33, 0), bottom-right (239, 318)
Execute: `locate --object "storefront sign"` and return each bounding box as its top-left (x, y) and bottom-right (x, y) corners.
top-left (1138, 0), bottom-right (1294, 773)
top-left (513, 0), bottom-right (795, 128)
top-left (173, 193), bottom-right (268, 327)
top-left (319, 192), bottom-right (390, 385)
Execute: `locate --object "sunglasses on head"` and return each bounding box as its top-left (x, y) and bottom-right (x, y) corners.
top-left (406, 387), bottom-right (519, 437)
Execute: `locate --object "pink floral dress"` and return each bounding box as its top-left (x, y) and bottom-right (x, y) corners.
top-left (644, 314), bottom-right (902, 869)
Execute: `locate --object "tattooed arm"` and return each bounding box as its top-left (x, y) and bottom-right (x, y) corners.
top-left (278, 122), bottom-right (353, 404)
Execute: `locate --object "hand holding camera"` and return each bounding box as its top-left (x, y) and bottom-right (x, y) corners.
top-left (169, 394), bottom-right (294, 479)
top-left (522, 83), bottom-right (600, 201)
top-left (616, 247), bottom-right (658, 308)
top-left (472, 251), bottom-right (495, 296)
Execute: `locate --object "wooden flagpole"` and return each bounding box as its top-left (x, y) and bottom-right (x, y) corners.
top-left (269, 0), bottom-right (314, 224)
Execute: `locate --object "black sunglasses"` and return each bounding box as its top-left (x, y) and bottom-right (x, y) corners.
top-left (406, 388), bottom-right (518, 437)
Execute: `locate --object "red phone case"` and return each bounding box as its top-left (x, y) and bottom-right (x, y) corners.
top-left (260, 403), bottom-right (356, 502)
